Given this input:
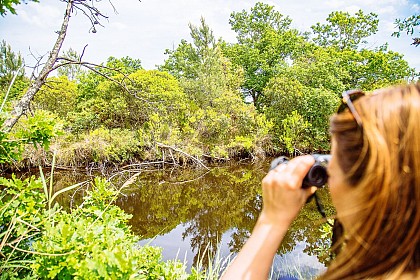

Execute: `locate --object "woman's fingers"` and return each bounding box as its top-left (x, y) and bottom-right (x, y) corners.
top-left (261, 155), bottom-right (316, 224)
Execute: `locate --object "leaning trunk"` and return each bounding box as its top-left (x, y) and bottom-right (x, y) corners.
top-left (1, 0), bottom-right (73, 132)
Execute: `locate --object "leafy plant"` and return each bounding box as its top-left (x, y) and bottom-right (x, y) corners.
top-left (280, 111), bottom-right (312, 155)
top-left (0, 175), bottom-right (46, 278)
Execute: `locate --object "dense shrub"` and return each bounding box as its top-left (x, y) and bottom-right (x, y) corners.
top-left (0, 176), bottom-right (203, 279)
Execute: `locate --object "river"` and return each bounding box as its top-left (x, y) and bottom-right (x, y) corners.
top-left (49, 159), bottom-right (334, 278)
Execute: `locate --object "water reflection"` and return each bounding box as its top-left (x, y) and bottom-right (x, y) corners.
top-left (49, 160), bottom-right (334, 277)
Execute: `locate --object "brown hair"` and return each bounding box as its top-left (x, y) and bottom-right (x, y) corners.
top-left (320, 83), bottom-right (420, 279)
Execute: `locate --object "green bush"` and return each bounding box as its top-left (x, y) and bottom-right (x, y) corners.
top-left (32, 178), bottom-right (195, 279)
top-left (0, 175), bottom-right (48, 278)
top-left (262, 76), bottom-right (339, 153)
top-left (54, 128), bottom-right (142, 167)
top-left (0, 176), bottom-right (204, 279)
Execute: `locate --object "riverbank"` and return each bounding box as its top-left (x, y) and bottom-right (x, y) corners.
top-left (4, 127), bottom-right (275, 173)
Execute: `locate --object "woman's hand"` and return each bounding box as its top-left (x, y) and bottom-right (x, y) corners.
top-left (221, 155), bottom-right (317, 280)
top-left (259, 155), bottom-right (317, 227)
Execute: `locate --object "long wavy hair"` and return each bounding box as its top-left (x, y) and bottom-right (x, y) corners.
top-left (320, 83), bottom-right (420, 279)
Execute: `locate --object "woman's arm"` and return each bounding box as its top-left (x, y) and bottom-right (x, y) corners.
top-left (221, 155), bottom-right (317, 280)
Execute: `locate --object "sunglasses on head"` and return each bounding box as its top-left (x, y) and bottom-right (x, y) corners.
top-left (337, 89), bottom-right (365, 127)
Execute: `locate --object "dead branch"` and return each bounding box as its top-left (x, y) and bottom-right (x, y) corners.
top-left (156, 142), bottom-right (209, 170)
top-left (2, 0), bottom-right (74, 132)
top-left (1, 0), bottom-right (121, 133)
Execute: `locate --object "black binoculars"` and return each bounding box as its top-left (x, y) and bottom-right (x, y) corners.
top-left (269, 154), bottom-right (331, 188)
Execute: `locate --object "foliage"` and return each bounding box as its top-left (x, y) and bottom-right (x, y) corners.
top-left (12, 110), bottom-right (63, 150)
top-left (262, 76), bottom-right (339, 152)
top-left (159, 18), bottom-right (272, 159)
top-left (160, 17), bottom-right (243, 106)
top-left (229, 2), bottom-right (293, 44)
top-left (0, 40), bottom-right (25, 89)
top-left (69, 69), bottom-right (185, 133)
top-left (0, 40), bottom-right (28, 109)
top-left (0, 175), bottom-right (46, 278)
top-left (311, 10), bottom-right (379, 50)
top-left (0, 111), bottom-right (62, 164)
top-left (273, 43), bottom-right (415, 95)
top-left (224, 2), bottom-right (304, 108)
top-left (275, 46), bottom-right (348, 94)
top-left (393, 14), bottom-right (420, 47)
top-left (31, 178), bottom-right (194, 279)
top-left (76, 56), bottom-right (143, 103)
top-left (33, 76), bottom-right (78, 119)
top-left (54, 128), bottom-right (142, 167)
top-left (56, 48), bottom-right (84, 80)
top-left (0, 0), bottom-right (39, 16)
top-left (280, 111), bottom-right (312, 155)
top-left (0, 174), bottom-right (202, 279)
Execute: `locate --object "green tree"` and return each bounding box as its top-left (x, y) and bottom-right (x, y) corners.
top-left (275, 44), bottom-right (415, 94)
top-left (68, 69), bottom-right (186, 133)
top-left (263, 76), bottom-right (339, 152)
top-left (311, 10), bottom-right (379, 50)
top-left (105, 56), bottom-right (143, 74)
top-left (393, 14), bottom-right (420, 47)
top-left (76, 56), bottom-right (143, 102)
top-left (274, 46), bottom-right (348, 95)
top-left (160, 17), bottom-right (272, 158)
top-left (56, 48), bottom-right (84, 80)
top-left (0, 0), bottom-right (38, 15)
top-left (0, 40), bottom-right (25, 90)
top-left (224, 2), bottom-right (305, 109)
top-left (229, 2), bottom-right (292, 44)
top-left (354, 46), bottom-right (416, 88)
top-left (280, 110), bottom-right (312, 155)
top-left (33, 76), bottom-right (78, 119)
top-left (0, 40), bottom-right (29, 112)
top-left (2, 0), bottom-right (124, 132)
top-left (161, 17), bottom-right (242, 107)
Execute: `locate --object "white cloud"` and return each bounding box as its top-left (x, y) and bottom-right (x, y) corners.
top-left (377, 6), bottom-right (396, 16)
top-left (18, 2), bottom-right (62, 28)
top-left (109, 22), bottom-right (128, 31)
top-left (1, 0), bottom-right (419, 71)
top-left (325, 0), bottom-right (346, 9)
top-left (343, 5), bottom-right (362, 14)
top-left (382, 20), bottom-right (398, 33)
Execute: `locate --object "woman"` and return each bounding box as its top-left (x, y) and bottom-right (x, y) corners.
top-left (221, 83), bottom-right (420, 280)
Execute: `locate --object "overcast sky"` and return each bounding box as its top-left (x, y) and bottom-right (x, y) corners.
top-left (1, 0), bottom-right (419, 73)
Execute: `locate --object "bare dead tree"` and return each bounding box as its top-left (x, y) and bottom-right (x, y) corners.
top-left (1, 0), bottom-right (113, 132)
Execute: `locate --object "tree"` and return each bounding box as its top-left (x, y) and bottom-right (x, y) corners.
top-left (224, 2), bottom-right (304, 109)
top-left (311, 10), bottom-right (378, 50)
top-left (275, 43), bottom-right (415, 95)
top-left (160, 17), bottom-right (242, 107)
top-left (262, 75), bottom-right (339, 152)
top-left (33, 76), bottom-right (78, 119)
top-left (67, 69), bottom-right (186, 132)
top-left (229, 2), bottom-right (292, 44)
top-left (0, 0), bottom-right (39, 16)
top-left (160, 18), bottom-right (272, 158)
top-left (0, 40), bottom-right (25, 90)
top-left (2, 0), bottom-right (119, 132)
top-left (56, 48), bottom-right (83, 80)
top-left (76, 56), bottom-right (143, 104)
top-left (393, 14), bottom-right (420, 47)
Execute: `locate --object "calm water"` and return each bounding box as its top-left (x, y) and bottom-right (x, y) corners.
top-left (49, 160), bottom-right (334, 278)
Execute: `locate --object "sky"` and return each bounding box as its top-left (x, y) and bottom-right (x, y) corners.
top-left (1, 0), bottom-right (419, 73)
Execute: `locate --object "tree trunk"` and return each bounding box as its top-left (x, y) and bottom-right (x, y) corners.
top-left (2, 0), bottom-right (73, 132)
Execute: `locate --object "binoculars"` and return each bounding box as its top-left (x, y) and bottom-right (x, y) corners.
top-left (269, 154), bottom-right (331, 188)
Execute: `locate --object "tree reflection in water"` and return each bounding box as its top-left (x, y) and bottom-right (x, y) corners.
top-left (50, 160), bottom-right (334, 276)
